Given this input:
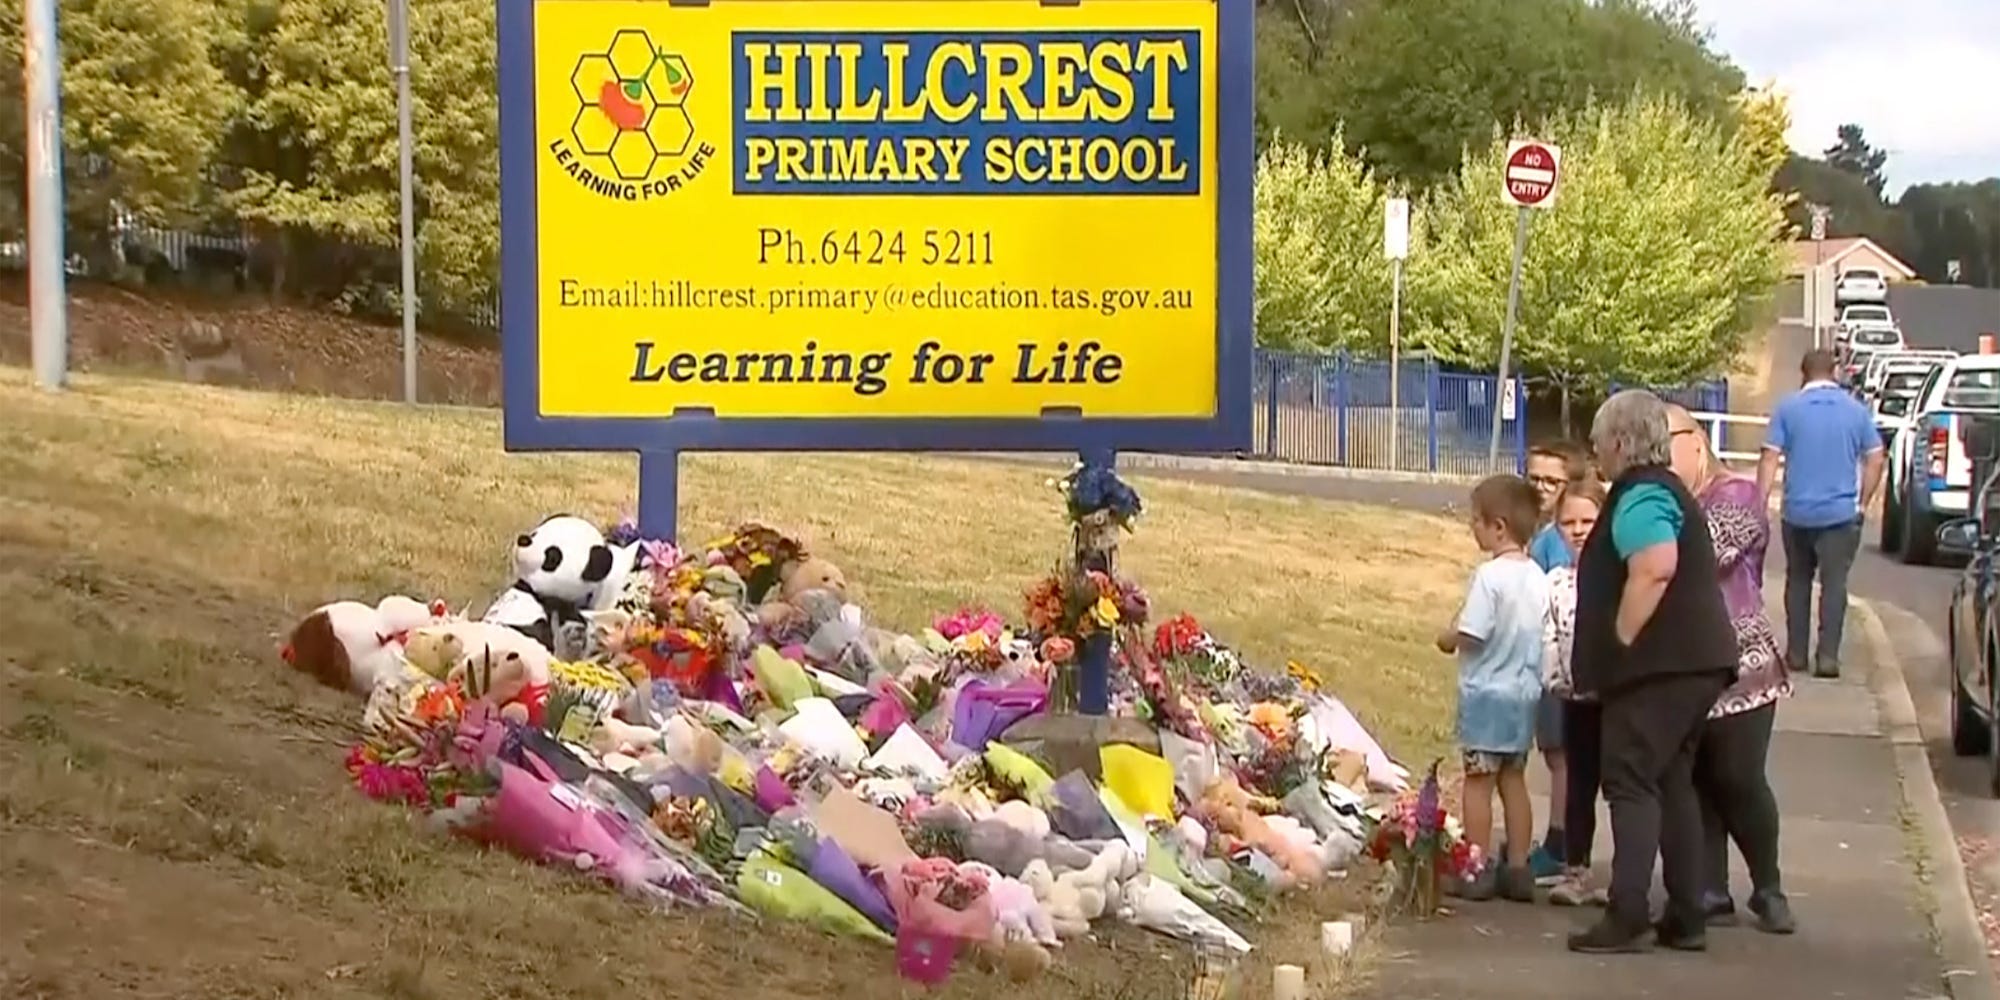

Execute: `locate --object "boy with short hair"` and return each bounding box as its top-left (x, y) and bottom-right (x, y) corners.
top-left (1438, 474), bottom-right (1551, 902)
top-left (1524, 438), bottom-right (1589, 883)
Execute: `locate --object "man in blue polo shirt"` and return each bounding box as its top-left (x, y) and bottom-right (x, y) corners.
top-left (1757, 349), bottom-right (1885, 678)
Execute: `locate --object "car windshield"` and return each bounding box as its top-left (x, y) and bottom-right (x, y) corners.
top-left (1844, 307), bottom-right (1891, 323)
top-left (1884, 371), bottom-right (1929, 394)
top-left (1944, 369), bottom-right (2000, 409)
top-left (1845, 269), bottom-right (1882, 281)
top-left (1854, 329), bottom-right (1900, 346)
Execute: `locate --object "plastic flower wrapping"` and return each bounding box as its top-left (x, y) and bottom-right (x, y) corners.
top-left (306, 470), bottom-right (1420, 985)
top-left (1365, 762), bottom-right (1481, 882)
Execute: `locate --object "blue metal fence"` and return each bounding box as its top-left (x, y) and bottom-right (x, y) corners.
top-left (1610, 379), bottom-right (1730, 413)
top-left (1253, 349), bottom-right (1528, 476)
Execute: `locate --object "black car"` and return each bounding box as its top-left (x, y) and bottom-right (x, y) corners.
top-left (1945, 415), bottom-right (2000, 794)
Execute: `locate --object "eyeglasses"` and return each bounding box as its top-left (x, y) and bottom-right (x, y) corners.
top-left (1527, 474), bottom-right (1568, 488)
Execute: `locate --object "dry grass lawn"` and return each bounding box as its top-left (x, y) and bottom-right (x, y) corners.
top-left (0, 368), bottom-right (1474, 1000)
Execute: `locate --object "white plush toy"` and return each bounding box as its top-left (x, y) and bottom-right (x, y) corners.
top-left (280, 595), bottom-right (449, 696)
top-left (485, 514), bottom-right (637, 659)
top-left (412, 619), bottom-right (555, 688)
top-left (1019, 860), bottom-right (1089, 939)
top-left (1059, 841), bottom-right (1135, 922)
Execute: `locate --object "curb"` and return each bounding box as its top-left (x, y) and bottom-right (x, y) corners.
top-left (1854, 598), bottom-right (2000, 1000)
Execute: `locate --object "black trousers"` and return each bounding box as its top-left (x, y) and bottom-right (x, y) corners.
top-left (1696, 702), bottom-right (1783, 899)
top-left (1561, 699), bottom-right (1604, 868)
top-left (1600, 670), bottom-right (1731, 931)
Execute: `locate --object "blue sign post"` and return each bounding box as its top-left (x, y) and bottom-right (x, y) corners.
top-left (496, 0), bottom-right (1255, 711)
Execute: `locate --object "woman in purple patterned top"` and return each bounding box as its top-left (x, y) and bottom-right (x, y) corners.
top-left (1668, 405), bottom-right (1796, 935)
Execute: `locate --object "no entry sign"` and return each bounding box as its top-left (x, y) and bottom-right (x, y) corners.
top-left (1502, 139), bottom-right (1561, 209)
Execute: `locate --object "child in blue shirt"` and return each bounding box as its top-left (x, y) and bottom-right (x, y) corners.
top-left (1437, 474), bottom-right (1551, 902)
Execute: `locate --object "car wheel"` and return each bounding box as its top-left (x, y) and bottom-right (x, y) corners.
top-left (1902, 505), bottom-right (1937, 565)
top-left (1881, 492), bottom-right (1904, 554)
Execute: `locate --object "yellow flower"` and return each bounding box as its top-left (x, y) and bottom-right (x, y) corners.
top-left (1091, 595), bottom-right (1120, 627)
top-left (1286, 660), bottom-right (1323, 692)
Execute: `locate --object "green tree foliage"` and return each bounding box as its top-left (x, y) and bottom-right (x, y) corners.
top-left (1897, 180), bottom-right (2000, 287)
top-left (1414, 95), bottom-right (1788, 398)
top-left (1252, 131), bottom-right (1407, 352)
top-left (0, 0), bottom-right (236, 262)
top-left (1824, 123), bottom-right (1889, 198)
top-left (1314, 0), bottom-right (1743, 187)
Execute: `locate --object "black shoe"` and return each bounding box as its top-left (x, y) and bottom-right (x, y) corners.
top-left (1703, 893), bottom-right (1739, 926)
top-left (1812, 662), bottom-right (1841, 679)
top-left (1654, 917), bottom-right (1708, 951)
top-left (1749, 890), bottom-right (1797, 935)
top-left (1569, 917), bottom-right (1653, 954)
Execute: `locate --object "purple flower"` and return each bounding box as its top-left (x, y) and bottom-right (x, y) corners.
top-left (1416, 759), bottom-right (1443, 837)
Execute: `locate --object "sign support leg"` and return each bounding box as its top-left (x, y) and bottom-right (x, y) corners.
top-left (1488, 205), bottom-right (1531, 470)
top-left (637, 450), bottom-right (680, 541)
top-left (1077, 446), bottom-right (1115, 716)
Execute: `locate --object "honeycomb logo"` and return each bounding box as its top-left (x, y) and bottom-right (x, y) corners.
top-left (550, 29), bottom-right (714, 201)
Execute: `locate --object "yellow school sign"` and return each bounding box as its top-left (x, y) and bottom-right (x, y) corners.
top-left (501, 0), bottom-right (1253, 473)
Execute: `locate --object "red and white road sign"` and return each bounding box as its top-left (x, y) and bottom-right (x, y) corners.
top-left (1502, 139), bottom-right (1561, 209)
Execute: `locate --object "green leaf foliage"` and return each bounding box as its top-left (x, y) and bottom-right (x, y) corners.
top-left (1413, 94), bottom-right (1788, 393)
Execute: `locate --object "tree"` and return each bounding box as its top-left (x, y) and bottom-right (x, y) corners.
top-left (1730, 84), bottom-right (1792, 184)
top-left (1824, 123), bottom-right (1889, 198)
top-left (1252, 131), bottom-right (1404, 352)
top-left (1316, 0), bottom-right (1743, 187)
top-left (1413, 95), bottom-right (1788, 420)
top-left (1897, 180), bottom-right (2000, 287)
top-left (0, 0), bottom-right (237, 267)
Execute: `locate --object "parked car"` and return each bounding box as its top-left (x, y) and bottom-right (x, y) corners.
top-left (1834, 303), bottom-right (1898, 343)
top-left (1863, 350), bottom-right (1955, 398)
top-left (1943, 414), bottom-right (2000, 794)
top-left (1881, 355), bottom-right (2000, 562)
top-left (1835, 267), bottom-right (1890, 305)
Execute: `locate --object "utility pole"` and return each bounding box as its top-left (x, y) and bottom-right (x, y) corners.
top-left (25, 0), bottom-right (68, 391)
top-left (390, 0), bottom-right (418, 403)
top-left (1488, 205), bottom-right (1531, 469)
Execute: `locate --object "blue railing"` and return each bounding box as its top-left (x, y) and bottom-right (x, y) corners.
top-left (1253, 349), bottom-right (1529, 476)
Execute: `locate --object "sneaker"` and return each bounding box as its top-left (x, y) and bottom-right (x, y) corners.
top-left (1749, 889), bottom-right (1797, 935)
top-left (1548, 867), bottom-right (1603, 906)
top-left (1703, 892), bottom-right (1739, 927)
top-left (1653, 915), bottom-right (1708, 952)
top-left (1568, 917), bottom-right (1652, 954)
top-left (1527, 843), bottom-right (1565, 885)
top-left (1497, 865), bottom-right (1537, 903)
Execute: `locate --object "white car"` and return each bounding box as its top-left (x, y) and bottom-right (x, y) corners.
top-left (1883, 355), bottom-right (2000, 562)
top-left (1835, 267), bottom-right (1890, 305)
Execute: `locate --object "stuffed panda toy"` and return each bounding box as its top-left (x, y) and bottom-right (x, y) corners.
top-left (485, 514), bottom-right (636, 659)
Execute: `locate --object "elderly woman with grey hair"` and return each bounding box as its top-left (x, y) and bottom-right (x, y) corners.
top-left (1567, 390), bottom-right (1740, 955)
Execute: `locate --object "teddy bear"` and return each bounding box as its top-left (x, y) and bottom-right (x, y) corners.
top-left (447, 645), bottom-right (542, 725)
top-left (486, 515), bottom-right (637, 659)
top-left (402, 629), bottom-right (465, 681)
top-left (410, 621), bottom-right (554, 725)
top-left (280, 595), bottom-right (447, 696)
top-left (965, 862), bottom-right (1059, 948)
top-left (754, 554), bottom-right (848, 635)
top-left (1019, 860), bottom-right (1089, 939)
top-left (1198, 775), bottom-right (1324, 889)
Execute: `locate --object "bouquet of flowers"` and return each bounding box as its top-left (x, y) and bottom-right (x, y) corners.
top-left (1365, 761), bottom-right (1480, 917)
top-left (1233, 701), bottom-right (1319, 797)
top-left (1056, 461), bottom-right (1143, 530)
top-left (1151, 613), bottom-right (1248, 698)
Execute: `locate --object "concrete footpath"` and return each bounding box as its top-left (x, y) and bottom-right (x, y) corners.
top-left (1357, 601), bottom-right (1963, 1000)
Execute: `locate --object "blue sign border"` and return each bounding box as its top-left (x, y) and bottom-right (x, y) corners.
top-left (496, 0), bottom-right (1254, 456)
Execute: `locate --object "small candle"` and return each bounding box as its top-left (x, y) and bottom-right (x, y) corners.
top-left (1272, 963), bottom-right (1306, 1000)
top-left (1322, 920), bottom-right (1354, 955)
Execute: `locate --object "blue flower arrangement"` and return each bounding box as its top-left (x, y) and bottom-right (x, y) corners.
top-left (1059, 461), bottom-right (1143, 529)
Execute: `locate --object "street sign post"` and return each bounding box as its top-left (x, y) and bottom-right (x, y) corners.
top-left (1384, 197), bottom-right (1408, 470)
top-left (1490, 139), bottom-right (1560, 468)
top-left (388, 0), bottom-right (418, 404)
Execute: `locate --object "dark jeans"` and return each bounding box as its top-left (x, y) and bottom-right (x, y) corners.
top-left (1600, 670), bottom-right (1731, 932)
top-left (1562, 699), bottom-right (1604, 868)
top-left (1697, 702), bottom-right (1783, 900)
top-left (1781, 518), bottom-right (1862, 672)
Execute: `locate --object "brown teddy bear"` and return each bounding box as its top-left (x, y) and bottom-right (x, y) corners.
top-left (754, 554), bottom-right (849, 634)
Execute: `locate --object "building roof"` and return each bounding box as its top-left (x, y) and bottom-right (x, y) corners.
top-left (1788, 236), bottom-right (1918, 280)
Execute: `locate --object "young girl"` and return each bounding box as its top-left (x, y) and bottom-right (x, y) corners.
top-left (1540, 479), bottom-right (1610, 906)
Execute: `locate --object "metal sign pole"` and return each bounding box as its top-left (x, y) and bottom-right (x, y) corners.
top-left (1488, 204), bottom-right (1531, 469)
top-left (25, 0), bottom-right (68, 391)
top-left (390, 0), bottom-right (418, 404)
top-left (1389, 256), bottom-right (1403, 470)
